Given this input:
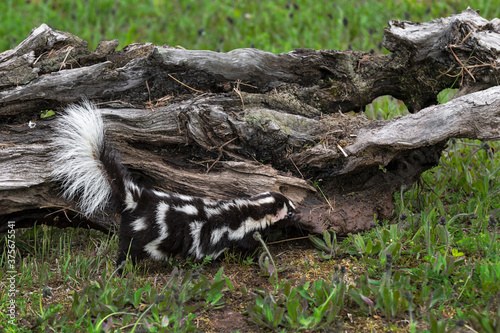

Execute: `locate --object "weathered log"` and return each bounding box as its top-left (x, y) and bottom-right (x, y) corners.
top-left (0, 9), bottom-right (499, 234)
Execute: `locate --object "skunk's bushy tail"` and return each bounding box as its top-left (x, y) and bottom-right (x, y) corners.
top-left (51, 101), bottom-right (133, 216)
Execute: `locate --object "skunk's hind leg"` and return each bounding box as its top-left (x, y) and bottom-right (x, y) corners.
top-left (116, 232), bottom-right (149, 270)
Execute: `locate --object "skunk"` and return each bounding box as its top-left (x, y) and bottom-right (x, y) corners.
top-left (51, 101), bottom-right (302, 267)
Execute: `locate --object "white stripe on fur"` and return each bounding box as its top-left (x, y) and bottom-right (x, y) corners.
top-left (210, 248), bottom-right (227, 260)
top-left (205, 206), bottom-right (224, 218)
top-left (174, 194), bottom-right (194, 201)
top-left (124, 181), bottom-right (141, 211)
top-left (255, 196), bottom-right (275, 205)
top-left (188, 221), bottom-right (205, 259)
top-left (131, 217), bottom-right (147, 232)
top-left (210, 214), bottom-right (273, 245)
top-left (144, 201), bottom-right (170, 260)
top-left (205, 194), bottom-right (275, 218)
top-left (174, 204), bottom-right (199, 215)
top-left (152, 190), bottom-right (170, 198)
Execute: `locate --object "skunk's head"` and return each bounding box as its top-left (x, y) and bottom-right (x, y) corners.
top-left (268, 192), bottom-right (302, 227)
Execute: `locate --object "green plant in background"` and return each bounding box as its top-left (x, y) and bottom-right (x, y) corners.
top-left (477, 261), bottom-right (500, 295)
top-left (346, 223), bottom-right (406, 275)
top-left (247, 293), bottom-right (286, 330)
top-left (31, 302), bottom-right (64, 332)
top-left (40, 110), bottom-right (55, 118)
top-left (349, 257), bottom-right (413, 320)
top-left (309, 230), bottom-right (340, 259)
top-left (254, 231), bottom-right (285, 283)
top-left (248, 266), bottom-right (347, 331)
top-left (365, 95), bottom-right (409, 120)
top-left (70, 266), bottom-right (230, 331)
top-left (2, 1), bottom-right (500, 53)
top-left (467, 294), bottom-right (500, 333)
top-left (286, 276), bottom-right (346, 329)
top-left (427, 313), bottom-right (449, 333)
top-left (183, 254), bottom-right (213, 270)
top-left (374, 257), bottom-right (411, 319)
top-left (486, 215), bottom-right (499, 257)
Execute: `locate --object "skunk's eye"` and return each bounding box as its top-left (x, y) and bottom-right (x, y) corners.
top-left (287, 211), bottom-right (293, 217)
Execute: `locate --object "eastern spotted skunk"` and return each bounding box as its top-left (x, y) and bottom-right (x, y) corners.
top-left (51, 101), bottom-right (302, 267)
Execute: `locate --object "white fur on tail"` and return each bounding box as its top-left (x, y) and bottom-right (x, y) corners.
top-left (51, 101), bottom-right (111, 216)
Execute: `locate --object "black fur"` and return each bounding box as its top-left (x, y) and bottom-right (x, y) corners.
top-left (117, 189), bottom-right (301, 266)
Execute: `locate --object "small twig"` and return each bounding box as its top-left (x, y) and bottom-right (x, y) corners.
top-left (315, 183), bottom-right (335, 213)
top-left (233, 80), bottom-right (257, 89)
top-left (357, 55), bottom-right (374, 71)
top-left (155, 94), bottom-right (173, 107)
top-left (437, 64), bottom-right (457, 79)
top-left (59, 46), bottom-right (74, 71)
top-left (464, 19), bottom-right (480, 30)
top-left (449, 45), bottom-right (476, 82)
top-left (68, 54), bottom-right (82, 68)
top-left (33, 51), bottom-right (48, 65)
top-left (463, 325), bottom-right (479, 333)
top-left (40, 205), bottom-right (83, 221)
top-left (459, 28), bottom-right (474, 45)
top-left (206, 155), bottom-right (222, 174)
top-left (288, 155), bottom-right (304, 179)
top-left (39, 205), bottom-right (82, 214)
top-left (337, 144), bottom-right (348, 157)
top-left (266, 235), bottom-right (311, 245)
top-left (206, 137), bottom-right (238, 174)
top-left (168, 74), bottom-right (204, 93)
top-left (233, 80), bottom-right (244, 110)
top-left (469, 56), bottom-right (498, 69)
top-left (322, 139), bottom-right (328, 152)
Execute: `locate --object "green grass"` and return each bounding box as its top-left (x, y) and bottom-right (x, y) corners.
top-left (1, 0), bottom-right (500, 332)
top-left (1, 0), bottom-right (500, 53)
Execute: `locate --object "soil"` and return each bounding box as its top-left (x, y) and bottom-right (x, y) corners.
top-left (141, 237), bottom-right (362, 332)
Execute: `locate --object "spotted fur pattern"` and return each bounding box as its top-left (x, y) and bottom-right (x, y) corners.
top-left (51, 101), bottom-right (301, 266)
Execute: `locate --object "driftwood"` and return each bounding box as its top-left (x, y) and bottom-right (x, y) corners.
top-left (1, 8), bottom-right (499, 234)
